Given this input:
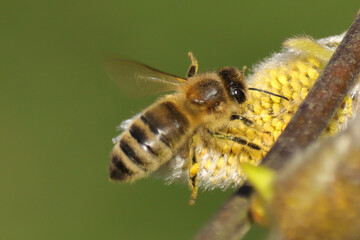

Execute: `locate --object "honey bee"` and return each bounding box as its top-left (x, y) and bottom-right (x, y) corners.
top-left (107, 33), bottom-right (357, 205)
top-left (106, 52), bottom-right (287, 204)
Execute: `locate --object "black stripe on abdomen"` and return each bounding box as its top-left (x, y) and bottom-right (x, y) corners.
top-left (120, 139), bottom-right (149, 171)
top-left (140, 115), bottom-right (159, 135)
top-left (129, 124), bottom-right (159, 157)
top-left (141, 101), bottom-right (189, 148)
top-left (109, 154), bottom-right (132, 181)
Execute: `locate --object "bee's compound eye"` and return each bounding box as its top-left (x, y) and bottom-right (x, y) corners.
top-left (218, 67), bottom-right (247, 104)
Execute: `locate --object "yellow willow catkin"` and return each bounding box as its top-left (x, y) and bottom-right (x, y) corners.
top-left (166, 33), bottom-right (357, 190)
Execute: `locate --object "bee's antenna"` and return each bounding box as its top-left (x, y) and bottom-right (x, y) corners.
top-left (248, 88), bottom-right (289, 101)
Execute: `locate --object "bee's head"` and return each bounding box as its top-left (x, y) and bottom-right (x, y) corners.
top-left (218, 67), bottom-right (247, 104)
top-left (184, 69), bottom-right (247, 129)
top-left (185, 67), bottom-right (247, 112)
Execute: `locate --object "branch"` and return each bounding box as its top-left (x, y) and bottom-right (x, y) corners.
top-left (195, 186), bottom-right (253, 240)
top-left (195, 9), bottom-right (360, 240)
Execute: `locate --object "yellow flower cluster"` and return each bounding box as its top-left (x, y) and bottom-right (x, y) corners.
top-left (194, 35), bottom-right (354, 189)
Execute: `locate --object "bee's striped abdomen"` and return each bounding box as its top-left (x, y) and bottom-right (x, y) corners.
top-left (141, 101), bottom-right (190, 148)
top-left (109, 154), bottom-right (133, 181)
top-left (109, 100), bottom-right (192, 182)
top-left (129, 124), bottom-right (159, 157)
top-left (119, 139), bottom-right (147, 167)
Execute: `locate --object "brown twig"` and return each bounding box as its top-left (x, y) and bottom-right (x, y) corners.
top-left (195, 186), bottom-right (253, 240)
top-left (195, 10), bottom-right (360, 240)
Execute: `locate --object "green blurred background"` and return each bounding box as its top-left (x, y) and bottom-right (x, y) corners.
top-left (0, 1), bottom-right (358, 239)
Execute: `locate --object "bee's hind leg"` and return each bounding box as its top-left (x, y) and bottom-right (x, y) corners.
top-left (186, 52), bottom-right (198, 78)
top-left (188, 135), bottom-right (200, 205)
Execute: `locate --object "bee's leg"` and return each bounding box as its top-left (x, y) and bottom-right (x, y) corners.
top-left (187, 52), bottom-right (199, 78)
top-left (188, 135), bottom-right (200, 205)
top-left (230, 114), bottom-right (253, 126)
top-left (210, 131), bottom-right (263, 151)
top-left (230, 114), bottom-right (273, 136)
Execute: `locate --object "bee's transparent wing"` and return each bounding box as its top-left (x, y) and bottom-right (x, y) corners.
top-left (105, 59), bottom-right (187, 96)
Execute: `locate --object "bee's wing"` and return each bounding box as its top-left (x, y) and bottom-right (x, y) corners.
top-left (105, 59), bottom-right (187, 96)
